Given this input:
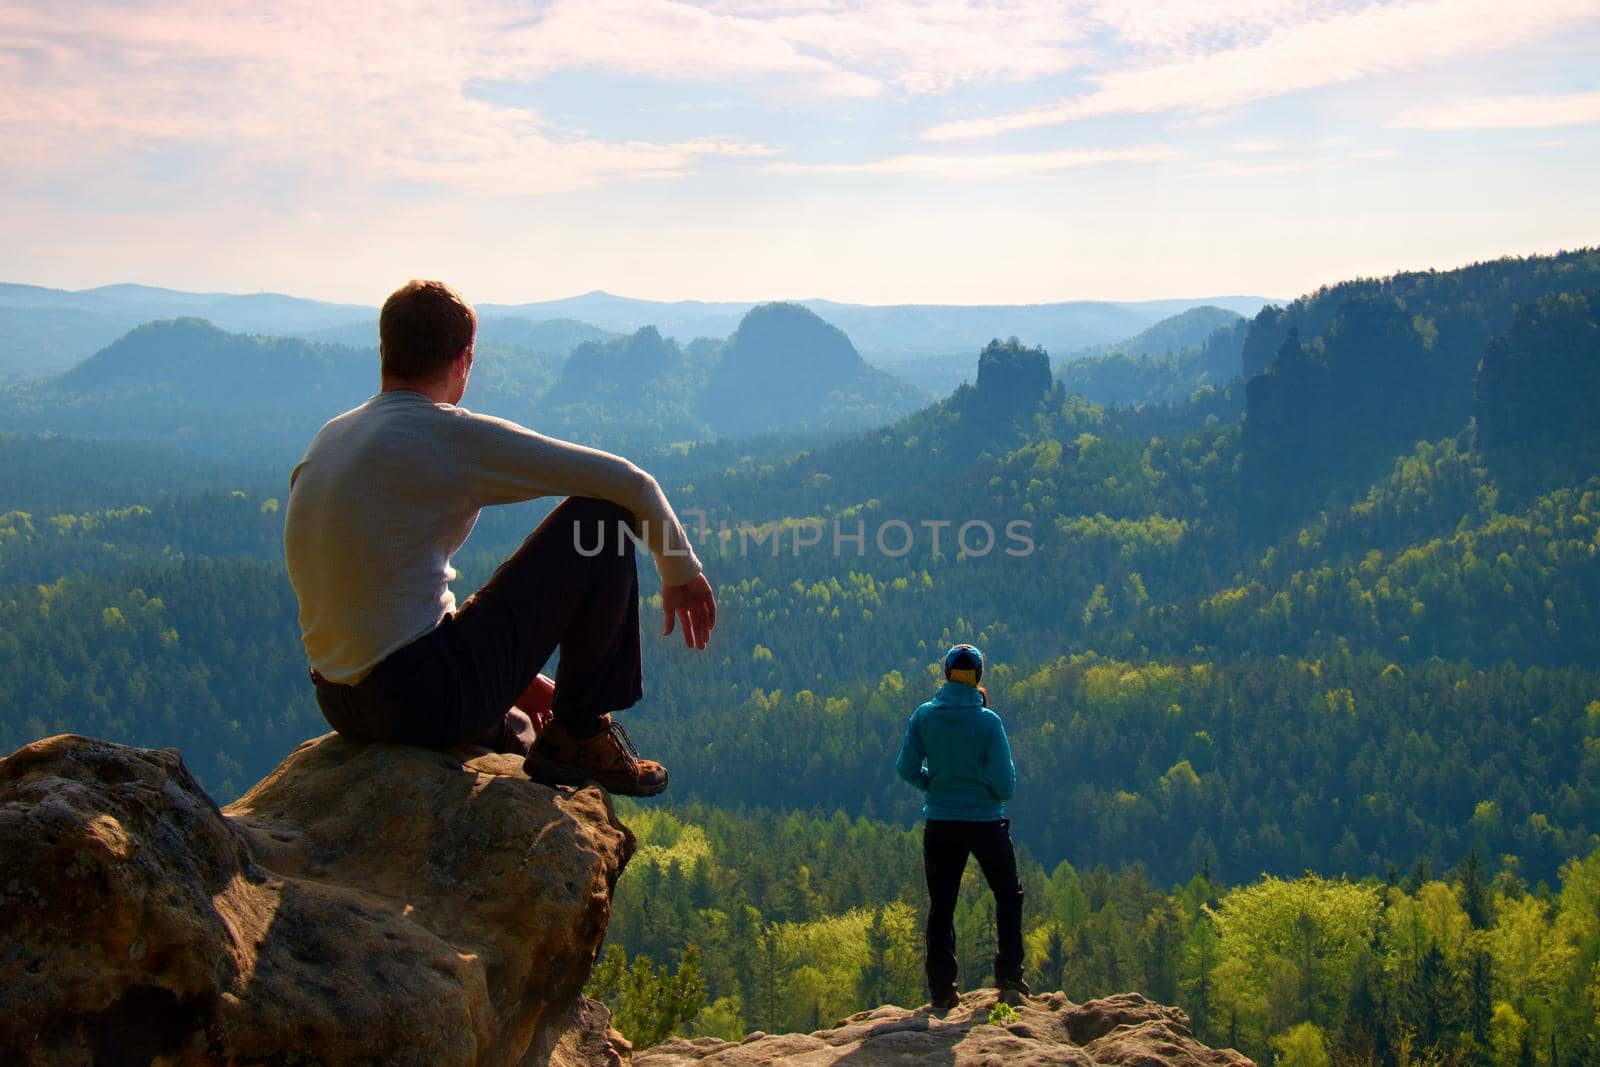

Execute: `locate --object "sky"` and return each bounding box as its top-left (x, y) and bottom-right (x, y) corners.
top-left (3, 0), bottom-right (1599, 306)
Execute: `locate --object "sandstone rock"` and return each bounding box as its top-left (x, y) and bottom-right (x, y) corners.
top-left (635, 991), bottom-right (1254, 1067)
top-left (0, 733), bottom-right (633, 1066)
top-left (0, 733), bottom-right (1254, 1067)
top-left (974, 338), bottom-right (1053, 411)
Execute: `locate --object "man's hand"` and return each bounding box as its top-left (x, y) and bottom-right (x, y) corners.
top-left (663, 572), bottom-right (717, 650)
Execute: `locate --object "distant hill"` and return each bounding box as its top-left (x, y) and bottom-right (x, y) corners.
top-left (1240, 247), bottom-right (1600, 528)
top-left (969, 336), bottom-right (1054, 416)
top-left (0, 305), bottom-right (137, 381)
top-left (839, 301), bottom-right (1240, 370)
top-left (868, 304), bottom-right (1247, 400)
top-left (0, 282), bottom-right (218, 314)
top-left (53, 318), bottom-right (360, 399)
top-left (296, 314), bottom-right (616, 356)
top-left (488, 291), bottom-right (1276, 366)
top-left (481, 292), bottom-right (748, 347)
top-left (0, 319), bottom-right (564, 462)
top-left (0, 280), bottom-right (1275, 381)
top-left (530, 306), bottom-right (927, 445)
top-left (550, 325), bottom-right (688, 402)
top-left (539, 326), bottom-right (712, 444)
top-left (0, 321), bottom-right (556, 463)
top-left (1060, 305), bottom-right (1245, 364)
top-left (0, 282), bottom-right (372, 333)
top-left (870, 303), bottom-right (1245, 401)
top-left (1238, 250), bottom-right (1600, 381)
top-left (1057, 311), bottom-right (1250, 409)
top-left (5, 319), bottom-right (376, 460)
top-left (1475, 289), bottom-right (1600, 496)
top-left (696, 303), bottom-right (926, 438)
top-left (673, 336), bottom-right (1067, 527)
top-left (867, 351), bottom-right (978, 397)
top-left (0, 307), bottom-right (927, 461)
top-left (0, 282), bottom-right (373, 380)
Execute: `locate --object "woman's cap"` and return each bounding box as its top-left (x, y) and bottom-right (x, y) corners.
top-left (943, 644), bottom-right (983, 685)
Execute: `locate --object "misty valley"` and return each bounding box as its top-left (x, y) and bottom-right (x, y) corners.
top-left (3, 249), bottom-right (1600, 1063)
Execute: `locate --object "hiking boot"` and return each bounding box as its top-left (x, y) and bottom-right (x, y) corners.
top-left (996, 974), bottom-right (1031, 999)
top-left (930, 985), bottom-right (960, 1013)
top-left (524, 714), bottom-right (669, 797)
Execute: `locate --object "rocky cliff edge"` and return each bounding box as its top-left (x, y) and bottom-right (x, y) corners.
top-left (1, 734), bottom-right (1253, 1066)
top-left (638, 990), bottom-right (1254, 1066)
top-left (0, 733), bottom-right (633, 1066)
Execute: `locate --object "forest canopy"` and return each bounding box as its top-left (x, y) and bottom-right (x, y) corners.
top-left (2, 248), bottom-right (1599, 1063)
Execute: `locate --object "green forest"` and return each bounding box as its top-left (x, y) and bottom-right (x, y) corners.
top-left (599, 801), bottom-right (1600, 1065)
top-left (2, 249), bottom-right (1599, 1063)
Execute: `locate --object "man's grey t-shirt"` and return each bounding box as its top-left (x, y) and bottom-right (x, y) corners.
top-left (284, 391), bottom-right (702, 685)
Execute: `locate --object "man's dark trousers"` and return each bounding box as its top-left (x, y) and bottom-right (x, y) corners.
top-left (313, 496), bottom-right (643, 753)
top-left (923, 818), bottom-right (1025, 992)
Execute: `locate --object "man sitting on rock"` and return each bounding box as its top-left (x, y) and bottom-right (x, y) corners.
top-left (284, 279), bottom-right (715, 796)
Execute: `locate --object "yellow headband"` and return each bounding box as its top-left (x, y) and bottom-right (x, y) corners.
top-left (947, 668), bottom-right (979, 685)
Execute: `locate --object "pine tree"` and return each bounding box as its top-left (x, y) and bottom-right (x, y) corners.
top-left (1337, 951), bottom-right (1387, 1066)
top-left (857, 908), bottom-right (893, 1008)
top-left (1459, 848), bottom-right (1491, 929)
top-left (1041, 923), bottom-right (1068, 996)
top-left (1403, 856), bottom-right (1432, 895)
top-left (1464, 947), bottom-right (1493, 1051)
top-left (586, 945), bottom-right (706, 1051)
top-left (1407, 942), bottom-right (1461, 1057)
top-left (1139, 903), bottom-right (1182, 1005)
top-left (1179, 915), bottom-right (1220, 1039)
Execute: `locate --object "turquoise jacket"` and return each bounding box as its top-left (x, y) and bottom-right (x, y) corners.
top-left (895, 681), bottom-right (1017, 821)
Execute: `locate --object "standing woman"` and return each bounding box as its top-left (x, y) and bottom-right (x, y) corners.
top-left (896, 644), bottom-right (1028, 1012)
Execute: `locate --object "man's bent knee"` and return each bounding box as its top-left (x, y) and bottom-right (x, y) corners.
top-left (560, 497), bottom-right (638, 560)
top-left (558, 495), bottom-right (633, 523)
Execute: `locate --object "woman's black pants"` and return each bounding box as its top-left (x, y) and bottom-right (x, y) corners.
top-left (923, 817), bottom-right (1026, 992)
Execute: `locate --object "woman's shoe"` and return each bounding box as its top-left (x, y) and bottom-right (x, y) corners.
top-left (996, 974), bottom-right (1031, 1001)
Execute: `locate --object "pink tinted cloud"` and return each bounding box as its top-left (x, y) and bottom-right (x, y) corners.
top-left (760, 143), bottom-right (1178, 178)
top-left (1389, 89), bottom-right (1600, 129)
top-left (923, 0), bottom-right (1600, 140)
top-left (0, 0), bottom-right (780, 196)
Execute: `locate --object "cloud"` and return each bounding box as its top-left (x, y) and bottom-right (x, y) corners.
top-left (1163, 110), bottom-right (1244, 131)
top-left (9, 0), bottom-right (1587, 205)
top-left (760, 144), bottom-right (1178, 179)
top-left (922, 0), bottom-right (1600, 140)
top-left (1388, 89), bottom-right (1600, 129)
top-left (749, 1), bottom-right (1091, 95)
top-left (0, 1), bottom-right (782, 197)
top-left (1196, 144), bottom-right (1401, 178)
top-left (0, 0), bottom-right (1106, 200)
top-left (1086, 0), bottom-right (1333, 57)
top-left (1201, 158), bottom-right (1326, 178)
top-left (494, 1), bottom-right (1099, 97)
top-left (495, 0), bottom-right (885, 99)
